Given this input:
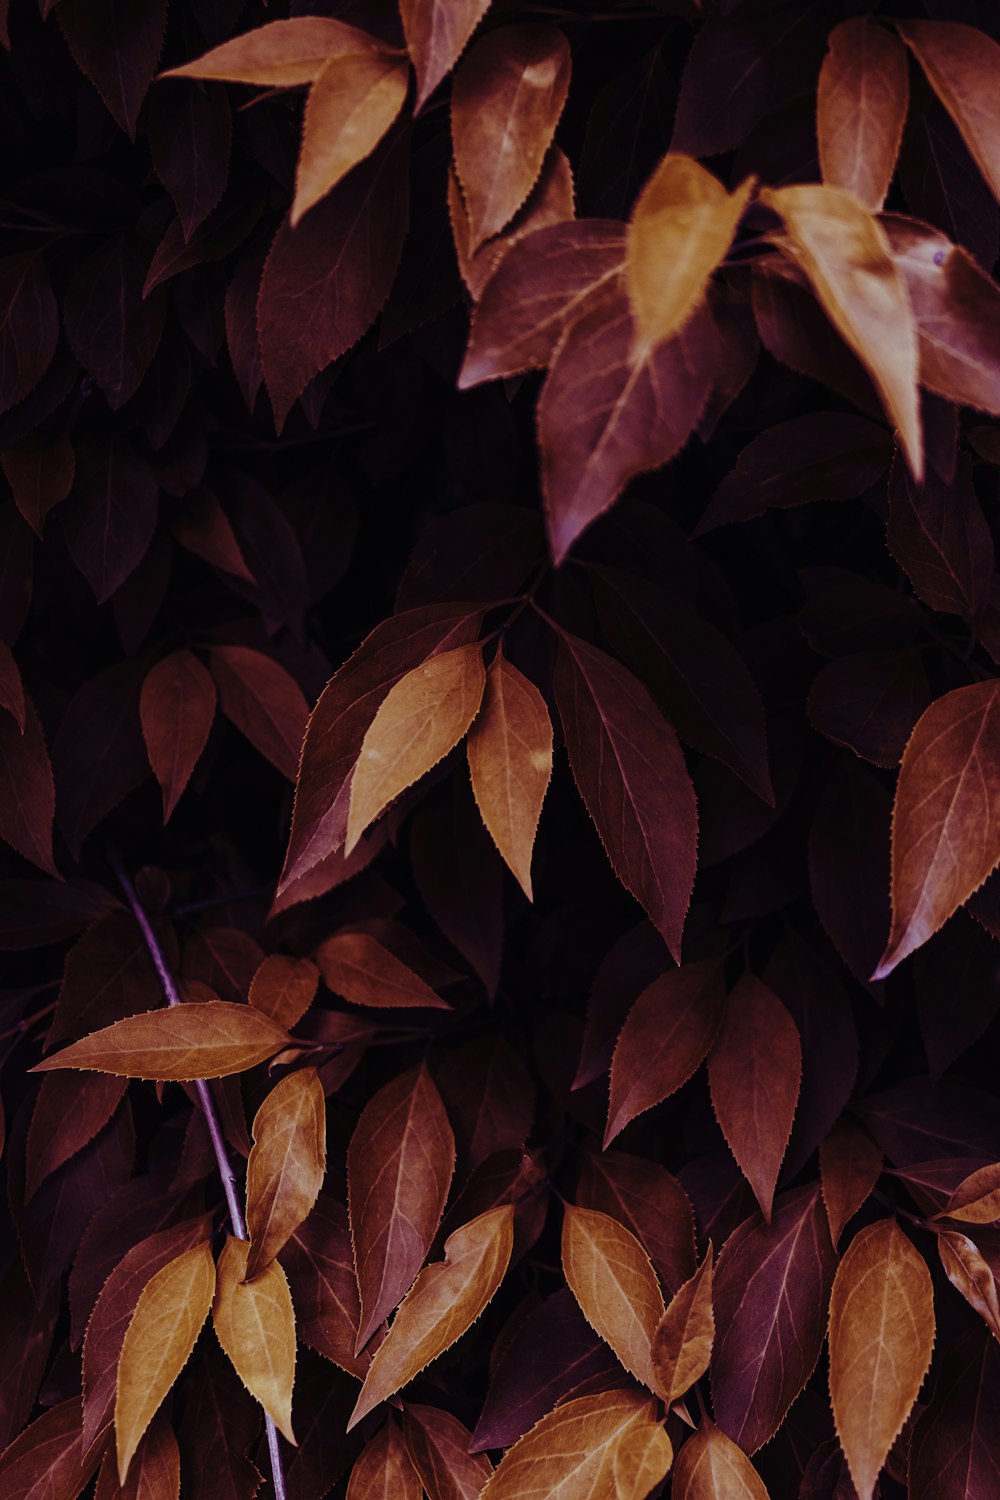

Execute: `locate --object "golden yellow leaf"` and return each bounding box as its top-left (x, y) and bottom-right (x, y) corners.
top-left (114, 1240), bottom-right (216, 1483)
top-left (345, 642), bottom-right (486, 855)
top-left (293, 51), bottom-right (410, 226)
top-left (244, 1067), bottom-right (326, 1281)
top-left (480, 1389), bottom-right (657, 1500)
top-left (672, 1420), bottom-right (771, 1500)
top-left (32, 1001), bottom-right (293, 1080)
top-left (561, 1204), bottom-right (665, 1393)
top-left (212, 1236), bottom-right (297, 1443)
top-left (346, 1417), bottom-right (421, 1500)
top-left (612, 1419), bottom-right (673, 1499)
top-left (651, 1246), bottom-right (714, 1404)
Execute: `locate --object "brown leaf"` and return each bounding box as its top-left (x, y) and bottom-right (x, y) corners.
top-left (899, 21), bottom-right (1000, 205)
top-left (140, 650), bottom-right (217, 821)
top-left (940, 1161), bottom-right (1000, 1224)
top-left (466, 648), bottom-right (552, 899)
top-left (115, 1240), bottom-right (216, 1482)
top-left (761, 184), bottom-right (922, 479)
top-left (163, 17), bottom-right (383, 86)
top-left (248, 954), bottom-right (319, 1031)
top-left (627, 155), bottom-right (753, 354)
top-left (293, 51), bottom-right (410, 226)
top-left (672, 1420), bottom-right (771, 1500)
top-left (345, 641), bottom-right (485, 854)
top-left (828, 1218), bottom-right (935, 1500)
top-left (561, 1204), bottom-right (665, 1393)
top-left (875, 681), bottom-right (1000, 977)
top-left (651, 1247), bottom-right (714, 1405)
top-left (245, 1068), bottom-right (326, 1281)
top-left (478, 1390), bottom-right (661, 1500)
top-left (316, 929), bottom-right (449, 1009)
top-left (281, 1193), bottom-right (366, 1378)
top-left (605, 961), bottom-right (724, 1147)
top-left (449, 143), bottom-right (574, 303)
top-left (25, 1071), bottom-right (126, 1200)
top-left (612, 1420), bottom-right (673, 1499)
top-left (347, 1418), bottom-right (421, 1500)
top-left (402, 1404), bottom-right (493, 1500)
top-left (34, 1001), bottom-right (293, 1081)
top-left (818, 18), bottom-right (908, 211)
top-left (452, 25), bottom-right (570, 246)
top-left (0, 1399), bottom-right (101, 1500)
top-left (348, 1064), bottom-right (455, 1350)
top-left (820, 1118), bottom-right (883, 1245)
top-left (577, 1150), bottom-right (696, 1298)
top-left (95, 1409), bottom-right (179, 1500)
top-left (212, 1235), bottom-right (296, 1443)
top-left (209, 646), bottom-right (308, 781)
top-left (707, 975), bottom-right (801, 1221)
top-left (937, 1229), bottom-right (1000, 1341)
top-left (349, 1205), bottom-right (514, 1429)
top-left (399, 0), bottom-right (491, 111)
top-left (0, 695), bottom-right (57, 876)
top-left (886, 452), bottom-right (993, 623)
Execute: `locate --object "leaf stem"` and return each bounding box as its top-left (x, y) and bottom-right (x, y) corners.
top-left (106, 846), bottom-right (289, 1500)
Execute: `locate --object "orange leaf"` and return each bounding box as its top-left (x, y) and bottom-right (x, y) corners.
top-left (402, 1404), bottom-right (493, 1499)
top-left (399, 0), bottom-right (491, 112)
top-left (479, 1389), bottom-right (660, 1500)
top-left (346, 1418), bottom-right (421, 1500)
top-left (33, 1001), bottom-right (293, 1080)
top-left (707, 975), bottom-right (801, 1221)
top-left (466, 649), bottom-right (552, 899)
top-left (140, 650), bottom-right (216, 822)
top-left (349, 1064), bottom-right (455, 1350)
top-left (627, 155), bottom-right (753, 354)
top-left (937, 1229), bottom-right (1000, 1342)
top-left (819, 1118), bottom-right (883, 1246)
top-left (0, 1399), bottom-right (101, 1500)
top-left (248, 954), bottom-right (319, 1030)
top-left (874, 681), bottom-right (1000, 977)
top-left (244, 1068), bottom-right (326, 1281)
top-left (95, 1410), bottom-right (178, 1500)
top-left (348, 1205), bottom-right (514, 1429)
top-left (293, 51), bottom-right (409, 226)
top-left (761, 183), bottom-right (922, 479)
top-left (941, 1162), bottom-right (1000, 1224)
top-left (651, 1247), bottom-right (714, 1405)
top-left (209, 646), bottom-right (309, 781)
top-left (316, 930), bottom-right (449, 1009)
top-left (899, 21), bottom-right (1000, 205)
top-left (612, 1419), bottom-right (673, 1499)
top-left (605, 961), bottom-right (724, 1147)
top-left (561, 1203), bottom-right (665, 1393)
top-left (115, 1240), bottom-right (216, 1482)
top-left (449, 145), bottom-right (575, 301)
top-left (452, 24), bottom-right (570, 246)
top-left (817, 18), bottom-right (908, 211)
top-left (212, 1235), bottom-right (296, 1443)
top-left (672, 1419), bottom-right (771, 1500)
top-left (162, 17), bottom-right (384, 86)
top-left (828, 1219), bottom-right (935, 1500)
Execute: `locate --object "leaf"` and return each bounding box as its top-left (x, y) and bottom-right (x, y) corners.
top-left (96, 1408), bottom-right (179, 1500)
top-left (612, 1420), bottom-right (673, 1499)
top-left (147, 82), bottom-right (230, 241)
top-left (452, 25), bottom-right (570, 247)
top-left (817, 18), bottom-right (908, 211)
top-left (34, 1001), bottom-right (293, 1080)
top-left (449, 143), bottom-right (574, 302)
top-left (259, 130), bottom-right (409, 430)
top-left (63, 240), bottom-right (164, 411)
top-left (626, 155), bottom-right (752, 355)
top-left (212, 1235), bottom-right (296, 1443)
top-left (348, 1064), bottom-right (455, 1350)
top-left (345, 641), bottom-right (486, 854)
top-left (280, 602), bottom-right (484, 891)
top-left (163, 17), bottom-right (384, 85)
top-left (0, 1399), bottom-right (101, 1500)
top-left (672, 1420), bottom-right (771, 1500)
top-left (561, 1203), bottom-right (665, 1393)
top-left (316, 930), bottom-right (450, 1009)
top-left (807, 648), bottom-right (930, 768)
top-left (402, 1405), bottom-right (493, 1500)
top-left (651, 1247), bottom-right (714, 1405)
top-left (577, 1150), bottom-right (696, 1298)
top-left (62, 439), bottom-right (158, 604)
top-left (0, 694), bottom-right (57, 876)
top-left (553, 630), bottom-right (698, 962)
top-left (478, 1389), bottom-right (658, 1500)
top-left (209, 646), bottom-right (308, 781)
top-left (249, 955), bottom-right (319, 1031)
top-left (466, 648), bottom-right (552, 899)
top-left (245, 1068), bottom-right (325, 1281)
top-left (941, 1161), bottom-right (1000, 1224)
top-left (399, 0), bottom-right (491, 111)
top-left (140, 650), bottom-right (217, 821)
top-left (348, 1205), bottom-right (514, 1429)
top-left (26, 1071), bottom-right (126, 1199)
top-left (910, 1326), bottom-right (1000, 1500)
top-left (293, 51), bottom-right (410, 227)
top-left (58, 0), bottom-right (165, 136)
top-left (886, 452), bottom-right (993, 623)
top-left (761, 184), bottom-right (922, 479)
top-left (828, 1218), bottom-right (936, 1500)
top-left (899, 21), bottom-right (1000, 205)
top-left (820, 1118), bottom-right (883, 1245)
top-left (875, 682), bottom-right (1000, 977)
top-left (710, 1185), bottom-right (837, 1453)
top-left (115, 1240), bottom-right (216, 1482)
top-left (1, 433), bottom-right (74, 537)
top-left (347, 1418), bottom-right (421, 1500)
top-left (707, 975), bottom-right (801, 1222)
top-left (280, 1193), bottom-right (365, 1378)
top-left (936, 1229), bottom-right (1000, 1341)
top-left (605, 962), bottom-right (724, 1147)
top-left (0, 256), bottom-right (58, 414)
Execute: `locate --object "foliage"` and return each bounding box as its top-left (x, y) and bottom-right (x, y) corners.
top-left (3, 1), bottom-right (1000, 1497)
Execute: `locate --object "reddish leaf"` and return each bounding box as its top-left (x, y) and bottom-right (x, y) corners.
top-left (1, 433), bottom-right (74, 537)
top-left (0, 256), bottom-right (58, 413)
top-left (0, 1399), bottom-right (100, 1500)
top-left (347, 1418), bottom-right (420, 1500)
top-left (95, 1408), bottom-right (179, 1500)
top-left (899, 21), bottom-right (1000, 204)
top-left (820, 1119), bottom-right (883, 1246)
top-left (0, 694), bottom-right (56, 875)
top-left (399, 0), bottom-right (491, 111)
top-left (936, 1229), bottom-right (1000, 1341)
top-left (402, 1404), bottom-right (493, 1500)
top-left (59, 0), bottom-right (166, 136)
top-left (810, 756), bottom-right (892, 984)
top-left (63, 239), bottom-right (165, 409)
top-left (210, 645), bottom-right (308, 780)
top-left (887, 453), bottom-right (993, 623)
top-left (577, 1149), bottom-right (696, 1297)
top-left (148, 82), bottom-right (231, 241)
top-left (163, 17), bottom-right (383, 86)
top-left (62, 440), bottom-right (158, 604)
top-left (140, 650), bottom-right (216, 821)
top-left (26, 1071), bottom-right (126, 1200)
top-left (818, 18), bottom-right (908, 211)
top-left (909, 1326), bottom-right (1000, 1500)
top-left (941, 1161), bottom-right (1000, 1224)
top-left (178, 1343), bottom-right (261, 1500)
top-left (35, 1002), bottom-right (293, 1081)
top-left (317, 929), bottom-right (448, 1010)
top-left (249, 955), bottom-right (319, 1031)
top-left (281, 1194), bottom-right (366, 1379)
top-left (449, 143), bottom-right (574, 302)
top-left (807, 648), bottom-right (930, 768)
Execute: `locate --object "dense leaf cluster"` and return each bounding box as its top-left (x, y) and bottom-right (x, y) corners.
top-left (3, 1), bottom-right (1000, 1497)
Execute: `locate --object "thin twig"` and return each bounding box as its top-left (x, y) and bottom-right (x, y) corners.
top-left (107, 848), bottom-right (288, 1500)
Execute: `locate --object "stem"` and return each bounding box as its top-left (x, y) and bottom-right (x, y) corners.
top-left (107, 848), bottom-right (288, 1500)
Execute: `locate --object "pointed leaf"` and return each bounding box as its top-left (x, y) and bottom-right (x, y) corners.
top-left (349, 1205), bottom-right (514, 1429)
top-left (403, 1405), bottom-right (493, 1500)
top-left (479, 1389), bottom-right (656, 1500)
top-left (0, 695), bottom-right (57, 876)
top-left (761, 184), bottom-right (922, 478)
top-left (820, 1119), bottom-right (883, 1246)
top-left (0, 1399), bottom-right (101, 1500)
top-left (899, 22), bottom-right (1000, 205)
top-left (1, 433), bottom-right (74, 537)
top-left (347, 1418), bottom-right (421, 1500)
top-left (399, 0), bottom-right (491, 111)
top-left (910, 1326), bottom-right (1000, 1500)
top-left (249, 955), bottom-right (319, 1031)
top-left (651, 1247), bottom-right (714, 1405)
top-left (96, 1409), bottom-right (179, 1500)
top-left (140, 650), bottom-right (217, 821)
top-left (672, 1420), bottom-right (771, 1500)
top-left (281, 1193), bottom-right (365, 1378)
top-left (316, 930), bottom-right (450, 1009)
top-left (209, 646), bottom-right (308, 781)
top-left (293, 51), bottom-right (409, 226)
top-left (941, 1161), bottom-right (1000, 1224)
top-left (245, 1068), bottom-right (326, 1281)
top-left (937, 1229), bottom-right (1000, 1341)
top-left (887, 452), bottom-right (993, 623)
top-left (0, 255), bottom-right (57, 414)
top-left (577, 1149), bottom-right (696, 1298)
top-left (818, 18), bottom-right (908, 211)
top-left (26, 1071), bottom-right (126, 1199)
top-left (345, 641), bottom-right (485, 854)
top-left (115, 1240), bottom-right (216, 1482)
top-left (707, 975), bottom-right (801, 1221)
top-left (212, 1235), bottom-right (296, 1443)
top-left (348, 1064), bottom-right (455, 1350)
top-left (34, 1002), bottom-right (293, 1080)
top-left (59, 0), bottom-right (166, 137)
top-left (561, 1203), bottom-right (665, 1393)
top-left (466, 649), bottom-right (552, 899)
top-left (828, 1219), bottom-right (936, 1500)
top-left (163, 18), bottom-right (383, 85)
